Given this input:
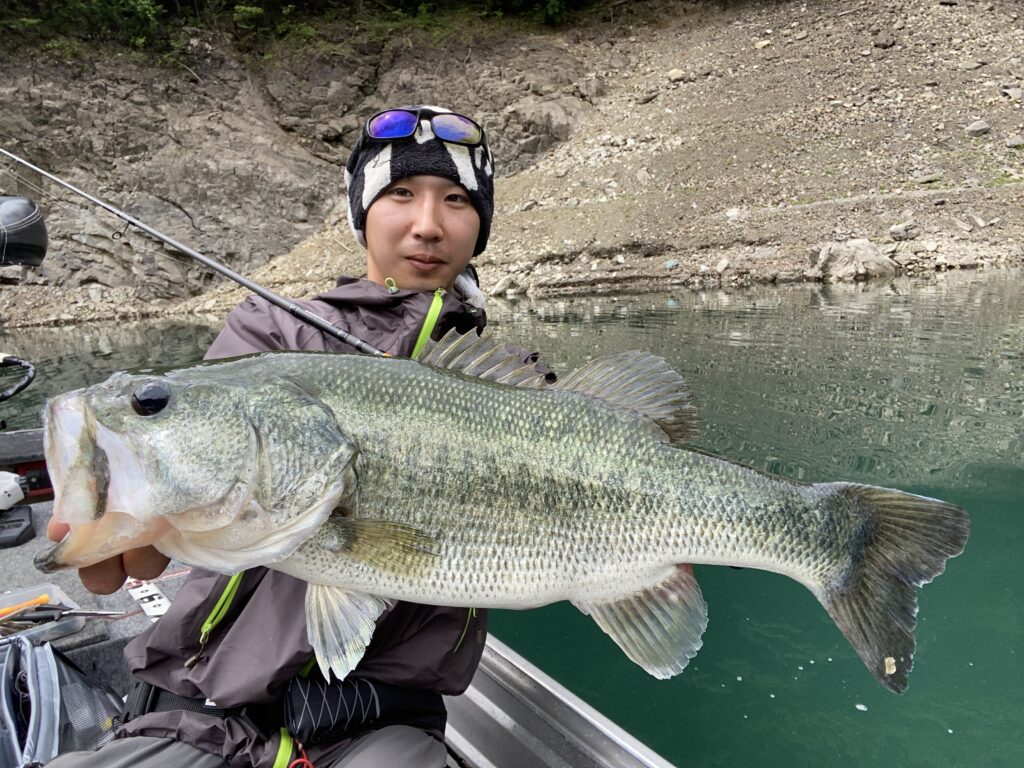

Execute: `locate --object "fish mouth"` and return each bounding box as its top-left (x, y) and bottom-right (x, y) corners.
top-left (37, 392), bottom-right (170, 572)
top-left (45, 393), bottom-right (107, 525)
top-left (34, 512), bottom-right (171, 572)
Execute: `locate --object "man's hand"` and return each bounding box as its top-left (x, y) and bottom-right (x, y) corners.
top-left (46, 520), bottom-right (170, 595)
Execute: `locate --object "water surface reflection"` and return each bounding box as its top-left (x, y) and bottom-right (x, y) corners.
top-left (486, 268), bottom-right (1021, 768)
top-left (488, 269), bottom-right (1023, 492)
top-left (1, 268), bottom-right (1021, 767)
top-left (0, 321), bottom-right (219, 430)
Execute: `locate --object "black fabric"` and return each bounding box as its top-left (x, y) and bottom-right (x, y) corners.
top-left (284, 675), bottom-right (446, 747)
top-left (121, 681), bottom-right (281, 741)
top-left (121, 681), bottom-right (244, 723)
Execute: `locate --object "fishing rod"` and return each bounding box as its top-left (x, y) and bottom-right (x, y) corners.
top-left (0, 146), bottom-right (385, 356)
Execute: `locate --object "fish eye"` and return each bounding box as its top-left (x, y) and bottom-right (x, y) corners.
top-left (131, 380), bottom-right (171, 416)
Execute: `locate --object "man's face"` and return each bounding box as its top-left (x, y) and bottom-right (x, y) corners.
top-left (364, 175), bottom-right (480, 291)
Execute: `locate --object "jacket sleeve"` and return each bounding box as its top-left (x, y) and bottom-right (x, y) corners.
top-left (204, 295), bottom-right (345, 360)
top-left (203, 296), bottom-right (291, 359)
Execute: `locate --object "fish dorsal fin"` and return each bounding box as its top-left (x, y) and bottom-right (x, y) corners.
top-left (553, 350), bottom-right (700, 444)
top-left (418, 328), bottom-right (549, 388)
top-left (573, 565), bottom-right (708, 679)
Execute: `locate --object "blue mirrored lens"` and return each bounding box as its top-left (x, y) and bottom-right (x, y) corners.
top-left (432, 113), bottom-right (482, 144)
top-left (367, 110), bottom-right (418, 139)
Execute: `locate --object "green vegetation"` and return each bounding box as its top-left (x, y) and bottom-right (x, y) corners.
top-left (988, 170), bottom-right (1019, 187)
top-left (0, 1), bottom-right (595, 52)
top-left (2, 1), bottom-right (165, 47)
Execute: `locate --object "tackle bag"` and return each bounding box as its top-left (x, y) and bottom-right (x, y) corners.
top-left (0, 636), bottom-right (122, 767)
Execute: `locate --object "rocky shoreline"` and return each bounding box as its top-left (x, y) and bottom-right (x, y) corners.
top-left (3, 233), bottom-right (1020, 329)
top-left (1, 0), bottom-right (1022, 328)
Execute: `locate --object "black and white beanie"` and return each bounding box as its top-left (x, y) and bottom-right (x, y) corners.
top-left (345, 105), bottom-right (495, 259)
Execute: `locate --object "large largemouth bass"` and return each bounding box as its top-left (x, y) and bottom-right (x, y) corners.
top-left (36, 331), bottom-right (968, 693)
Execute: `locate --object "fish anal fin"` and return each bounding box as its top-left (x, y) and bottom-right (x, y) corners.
top-left (419, 329), bottom-right (550, 389)
top-left (573, 564), bottom-right (707, 679)
top-left (320, 517), bottom-right (439, 575)
top-left (305, 584), bottom-right (390, 681)
top-left (554, 351), bottom-right (700, 444)
top-left (816, 483), bottom-right (970, 694)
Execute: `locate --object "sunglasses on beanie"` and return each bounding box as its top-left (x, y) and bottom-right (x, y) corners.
top-left (364, 108), bottom-right (485, 147)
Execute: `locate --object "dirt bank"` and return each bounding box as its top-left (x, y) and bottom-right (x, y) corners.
top-left (1, 0), bottom-right (1022, 328)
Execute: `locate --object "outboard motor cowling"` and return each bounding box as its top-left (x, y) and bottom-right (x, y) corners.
top-left (0, 195), bottom-right (48, 266)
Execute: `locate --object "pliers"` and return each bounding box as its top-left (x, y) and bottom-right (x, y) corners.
top-left (0, 603), bottom-right (131, 635)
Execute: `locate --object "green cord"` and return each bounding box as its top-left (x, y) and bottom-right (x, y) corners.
top-left (272, 728), bottom-right (294, 768)
top-left (298, 655), bottom-right (318, 678)
top-left (453, 607), bottom-right (477, 654)
top-left (411, 289), bottom-right (444, 360)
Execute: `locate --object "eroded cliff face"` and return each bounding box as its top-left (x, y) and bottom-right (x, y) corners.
top-left (3, 41), bottom-right (337, 297)
top-left (0, 25), bottom-right (594, 301)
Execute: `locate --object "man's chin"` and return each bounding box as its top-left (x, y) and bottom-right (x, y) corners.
top-left (400, 266), bottom-right (457, 291)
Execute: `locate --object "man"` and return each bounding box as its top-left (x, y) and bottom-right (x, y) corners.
top-left (47, 105), bottom-right (552, 768)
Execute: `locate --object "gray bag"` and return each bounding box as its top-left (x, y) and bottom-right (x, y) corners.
top-left (0, 636), bottom-right (121, 767)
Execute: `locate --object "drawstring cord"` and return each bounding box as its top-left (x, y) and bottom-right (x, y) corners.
top-left (185, 572), bottom-right (244, 668)
top-left (453, 607), bottom-right (478, 654)
top-left (381, 279), bottom-right (445, 361)
top-left (288, 746), bottom-right (315, 768)
top-left (411, 289), bottom-right (444, 360)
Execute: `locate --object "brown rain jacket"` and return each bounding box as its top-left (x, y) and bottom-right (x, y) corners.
top-left (117, 276), bottom-right (550, 767)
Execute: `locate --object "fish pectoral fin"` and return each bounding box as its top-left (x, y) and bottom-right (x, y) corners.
top-left (553, 351), bottom-right (700, 445)
top-left (306, 584), bottom-right (391, 682)
top-left (573, 564), bottom-right (707, 680)
top-left (320, 517), bottom-right (439, 574)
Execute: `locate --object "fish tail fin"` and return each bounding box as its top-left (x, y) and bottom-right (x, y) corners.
top-left (815, 483), bottom-right (969, 693)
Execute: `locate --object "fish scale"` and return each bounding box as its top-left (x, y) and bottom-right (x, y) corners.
top-left (36, 331), bottom-right (969, 692)
top-left (281, 379), bottom-right (847, 605)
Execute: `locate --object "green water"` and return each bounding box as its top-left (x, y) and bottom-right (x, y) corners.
top-left (0, 321), bottom-right (219, 431)
top-left (1, 269), bottom-right (1020, 766)
top-left (486, 270), bottom-right (1022, 768)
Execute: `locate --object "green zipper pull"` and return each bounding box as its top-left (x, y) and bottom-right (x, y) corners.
top-left (185, 572), bottom-right (244, 669)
